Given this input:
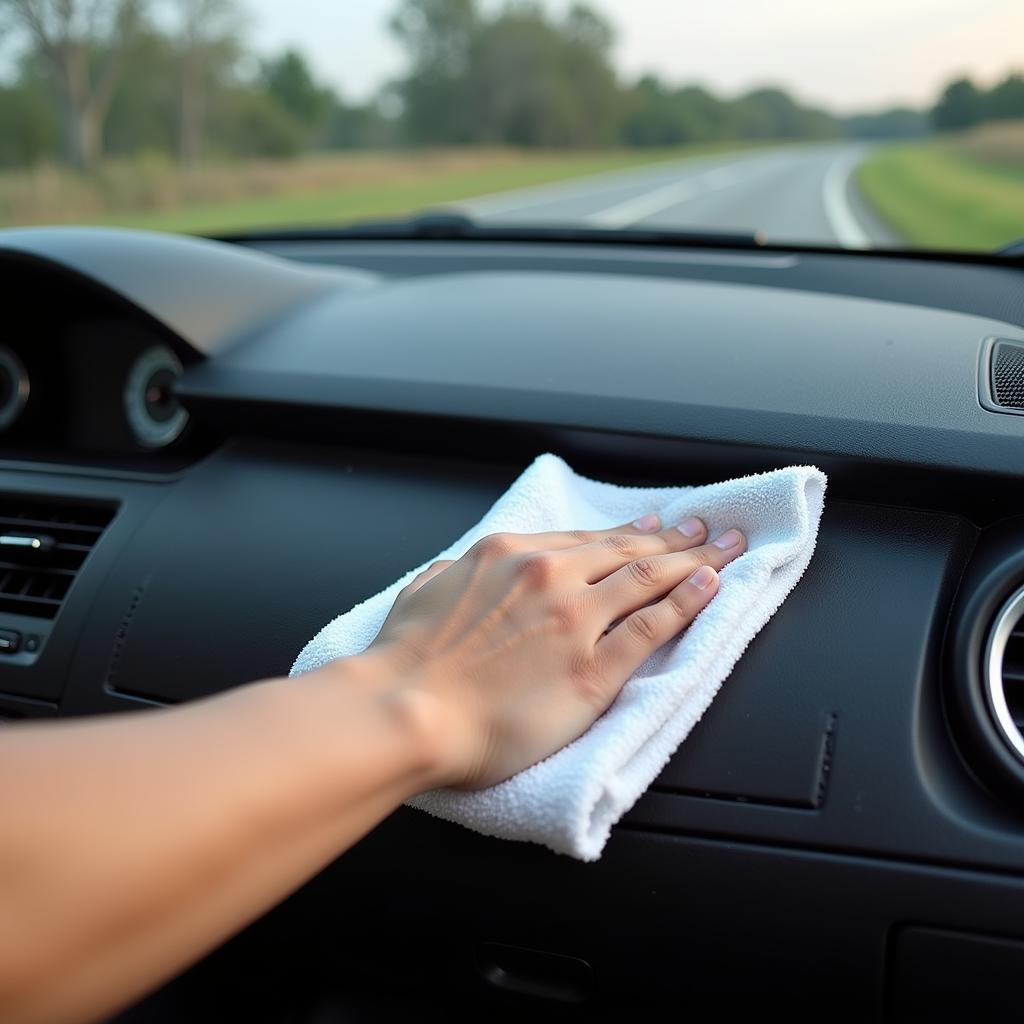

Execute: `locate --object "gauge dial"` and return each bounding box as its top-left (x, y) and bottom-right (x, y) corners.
top-left (0, 347), bottom-right (30, 432)
top-left (123, 346), bottom-right (188, 449)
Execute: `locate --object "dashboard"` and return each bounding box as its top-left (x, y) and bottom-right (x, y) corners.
top-left (1, 225), bottom-right (1024, 1021)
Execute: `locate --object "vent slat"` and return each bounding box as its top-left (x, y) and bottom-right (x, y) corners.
top-left (0, 516), bottom-right (104, 534)
top-left (0, 561), bottom-right (75, 578)
top-left (0, 496), bottom-right (115, 621)
top-left (0, 503), bottom-right (113, 529)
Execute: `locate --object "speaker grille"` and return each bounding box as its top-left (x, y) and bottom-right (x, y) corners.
top-left (991, 340), bottom-right (1024, 410)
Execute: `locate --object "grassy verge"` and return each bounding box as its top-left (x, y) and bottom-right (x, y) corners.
top-left (1, 142), bottom-right (764, 235)
top-left (858, 122), bottom-right (1024, 251)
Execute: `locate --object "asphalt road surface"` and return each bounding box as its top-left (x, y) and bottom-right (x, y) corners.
top-left (456, 143), bottom-right (900, 248)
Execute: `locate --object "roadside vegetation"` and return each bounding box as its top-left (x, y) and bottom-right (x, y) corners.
top-left (858, 120), bottom-right (1024, 251)
top-left (0, 143), bottom-right (760, 234)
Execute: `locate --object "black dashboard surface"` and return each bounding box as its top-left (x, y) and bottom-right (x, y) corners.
top-left (1, 227), bottom-right (1024, 1020)
top-left (179, 265), bottom-right (1024, 477)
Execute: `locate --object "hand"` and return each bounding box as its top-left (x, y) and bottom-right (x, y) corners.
top-left (364, 514), bottom-right (747, 790)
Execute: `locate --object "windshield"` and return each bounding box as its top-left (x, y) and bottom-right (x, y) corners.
top-left (0, 0), bottom-right (1022, 253)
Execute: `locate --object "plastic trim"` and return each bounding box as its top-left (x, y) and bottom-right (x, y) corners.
top-left (978, 335), bottom-right (1024, 417)
top-left (984, 585), bottom-right (1024, 763)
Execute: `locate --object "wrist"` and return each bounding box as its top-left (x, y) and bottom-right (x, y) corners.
top-left (313, 647), bottom-right (470, 794)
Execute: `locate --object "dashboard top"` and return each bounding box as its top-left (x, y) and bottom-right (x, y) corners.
top-left (0, 226), bottom-right (1022, 484)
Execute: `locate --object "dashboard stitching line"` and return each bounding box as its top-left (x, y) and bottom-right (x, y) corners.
top-left (813, 713), bottom-right (838, 809)
top-left (103, 576), bottom-right (151, 696)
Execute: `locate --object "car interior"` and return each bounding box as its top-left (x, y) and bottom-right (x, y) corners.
top-left (0, 219), bottom-right (1023, 1020)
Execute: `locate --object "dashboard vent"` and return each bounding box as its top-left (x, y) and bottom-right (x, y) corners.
top-left (984, 586), bottom-right (1024, 764)
top-left (0, 497), bottom-right (116, 620)
top-left (991, 340), bottom-right (1024, 410)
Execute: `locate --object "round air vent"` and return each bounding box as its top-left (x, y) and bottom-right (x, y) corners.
top-left (983, 586), bottom-right (1024, 765)
top-left (947, 526), bottom-right (1024, 800)
top-left (123, 345), bottom-right (188, 449)
top-left (0, 347), bottom-right (30, 431)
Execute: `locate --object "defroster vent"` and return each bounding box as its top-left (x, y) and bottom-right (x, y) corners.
top-left (0, 497), bottom-right (116, 620)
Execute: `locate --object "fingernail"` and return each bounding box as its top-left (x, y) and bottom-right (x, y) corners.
top-left (675, 516), bottom-right (704, 538)
top-left (713, 529), bottom-right (744, 550)
top-left (632, 513), bottom-right (660, 532)
top-left (688, 565), bottom-right (716, 590)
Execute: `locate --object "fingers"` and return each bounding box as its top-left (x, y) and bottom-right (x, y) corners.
top-left (463, 514), bottom-right (710, 584)
top-left (597, 564), bottom-right (721, 681)
top-left (567, 516), bottom-right (709, 583)
top-left (502, 512), bottom-right (675, 554)
top-left (593, 528), bottom-right (746, 622)
top-left (402, 559), bottom-right (454, 597)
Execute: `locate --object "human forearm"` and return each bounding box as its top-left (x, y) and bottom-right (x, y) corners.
top-left (0, 655), bottom-right (436, 1024)
top-left (0, 510), bottom-right (746, 1023)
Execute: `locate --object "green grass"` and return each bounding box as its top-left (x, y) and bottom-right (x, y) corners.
top-left (97, 143), bottom-right (763, 235)
top-left (858, 139), bottom-right (1024, 251)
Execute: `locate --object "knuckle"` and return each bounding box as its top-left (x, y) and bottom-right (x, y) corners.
top-left (688, 547), bottom-right (713, 568)
top-left (550, 593), bottom-right (588, 633)
top-left (517, 551), bottom-right (560, 587)
top-left (568, 651), bottom-right (608, 708)
top-left (472, 532), bottom-right (517, 561)
top-left (663, 592), bottom-right (692, 622)
top-left (602, 534), bottom-right (638, 559)
top-left (625, 608), bottom-right (660, 645)
top-left (626, 556), bottom-right (661, 587)
top-left (569, 529), bottom-right (594, 544)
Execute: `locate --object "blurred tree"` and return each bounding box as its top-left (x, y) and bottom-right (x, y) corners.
top-left (563, 1), bottom-right (612, 54)
top-left (984, 72), bottom-right (1024, 121)
top-left (843, 107), bottom-right (928, 139)
top-left (673, 85), bottom-right (728, 141)
top-left (390, 0), bottom-right (477, 143)
top-left (391, 0), bottom-right (618, 147)
top-left (933, 77), bottom-right (983, 131)
top-left (558, 3), bottom-right (620, 145)
top-left (260, 49), bottom-right (333, 146)
top-left (390, 0), bottom-right (475, 72)
top-left (731, 87), bottom-right (837, 140)
top-left (103, 28), bottom-right (178, 155)
top-left (174, 0), bottom-right (242, 169)
top-left (624, 77), bottom-right (836, 146)
top-left (467, 6), bottom-right (575, 146)
top-left (324, 98), bottom-right (399, 150)
top-left (208, 87), bottom-right (304, 158)
top-left (0, 80), bottom-right (59, 166)
top-left (0, 50), bottom-right (59, 165)
top-left (623, 76), bottom-right (700, 146)
top-left (0, 0), bottom-right (147, 168)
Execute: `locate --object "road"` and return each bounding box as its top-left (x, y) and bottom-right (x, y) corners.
top-left (456, 143), bottom-right (899, 248)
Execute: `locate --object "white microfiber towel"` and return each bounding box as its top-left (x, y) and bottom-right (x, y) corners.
top-left (291, 454), bottom-right (827, 861)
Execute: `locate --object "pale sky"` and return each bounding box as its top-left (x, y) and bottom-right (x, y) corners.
top-left (245, 0), bottom-right (1024, 113)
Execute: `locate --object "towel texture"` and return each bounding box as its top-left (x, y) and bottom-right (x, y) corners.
top-left (291, 454), bottom-right (826, 861)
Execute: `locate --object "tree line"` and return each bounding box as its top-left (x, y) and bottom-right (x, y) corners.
top-left (933, 73), bottom-right (1024, 132)
top-left (0, 0), bottom-right (1020, 173)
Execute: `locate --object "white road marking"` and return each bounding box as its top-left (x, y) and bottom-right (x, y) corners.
top-left (460, 153), bottom-right (729, 217)
top-left (586, 160), bottom-right (766, 228)
top-left (587, 179), bottom-right (697, 227)
top-left (822, 147), bottom-right (871, 249)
